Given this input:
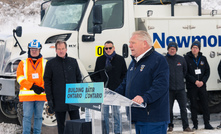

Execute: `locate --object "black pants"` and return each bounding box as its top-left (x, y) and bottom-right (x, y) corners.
top-left (55, 110), bottom-right (80, 134)
top-left (187, 87), bottom-right (210, 127)
top-left (168, 89), bottom-right (189, 130)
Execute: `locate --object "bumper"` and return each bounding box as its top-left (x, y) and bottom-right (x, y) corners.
top-left (0, 78), bottom-right (16, 96)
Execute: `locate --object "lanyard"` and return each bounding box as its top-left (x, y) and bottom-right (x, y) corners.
top-left (29, 59), bottom-right (40, 70)
top-left (193, 57), bottom-right (201, 67)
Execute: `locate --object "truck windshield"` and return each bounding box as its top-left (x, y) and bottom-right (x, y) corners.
top-left (41, 0), bottom-right (88, 30)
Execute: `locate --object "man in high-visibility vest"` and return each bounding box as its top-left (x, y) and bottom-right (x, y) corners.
top-left (16, 39), bottom-right (47, 134)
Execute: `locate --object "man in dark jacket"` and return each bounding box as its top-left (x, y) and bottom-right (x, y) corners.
top-left (165, 42), bottom-right (192, 132)
top-left (185, 40), bottom-right (213, 130)
top-left (115, 30), bottom-right (169, 134)
top-left (92, 40), bottom-right (127, 134)
top-left (44, 40), bottom-right (81, 134)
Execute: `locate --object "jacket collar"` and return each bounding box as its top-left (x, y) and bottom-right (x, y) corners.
top-left (56, 53), bottom-right (68, 60)
top-left (131, 47), bottom-right (155, 63)
top-left (186, 51), bottom-right (202, 59)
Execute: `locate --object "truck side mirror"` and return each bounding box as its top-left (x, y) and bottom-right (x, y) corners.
top-left (122, 44), bottom-right (128, 58)
top-left (93, 5), bottom-right (102, 34)
top-left (15, 26), bottom-right (22, 37)
top-left (93, 5), bottom-right (102, 25)
top-left (40, 0), bottom-right (51, 21)
top-left (41, 9), bottom-right (45, 21)
top-left (93, 25), bottom-right (102, 34)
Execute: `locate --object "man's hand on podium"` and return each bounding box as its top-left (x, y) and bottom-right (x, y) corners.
top-left (132, 95), bottom-right (144, 104)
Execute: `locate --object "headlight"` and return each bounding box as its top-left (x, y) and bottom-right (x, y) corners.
top-left (4, 60), bottom-right (21, 74)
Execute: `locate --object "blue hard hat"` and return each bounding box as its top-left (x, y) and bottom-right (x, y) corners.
top-left (28, 39), bottom-right (41, 49)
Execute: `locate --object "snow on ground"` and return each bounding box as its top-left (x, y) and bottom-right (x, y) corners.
top-left (0, 122), bottom-right (21, 134)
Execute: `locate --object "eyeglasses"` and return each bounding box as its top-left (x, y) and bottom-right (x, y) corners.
top-left (104, 47), bottom-right (112, 50)
top-left (30, 48), bottom-right (39, 51)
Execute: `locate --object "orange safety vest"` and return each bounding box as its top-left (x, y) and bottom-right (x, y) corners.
top-left (17, 57), bottom-right (47, 102)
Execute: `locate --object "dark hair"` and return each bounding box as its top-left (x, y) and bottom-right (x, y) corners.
top-left (104, 40), bottom-right (114, 46)
top-left (55, 40), bottom-right (67, 49)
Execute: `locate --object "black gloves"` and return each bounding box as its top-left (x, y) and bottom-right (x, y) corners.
top-left (48, 100), bottom-right (54, 112)
top-left (31, 84), bottom-right (44, 95)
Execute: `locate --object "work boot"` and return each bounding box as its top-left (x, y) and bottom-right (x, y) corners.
top-left (192, 126), bottom-right (198, 131)
top-left (167, 126), bottom-right (173, 132)
top-left (184, 127), bottom-right (193, 132)
top-left (217, 123), bottom-right (221, 129)
top-left (205, 123), bottom-right (214, 130)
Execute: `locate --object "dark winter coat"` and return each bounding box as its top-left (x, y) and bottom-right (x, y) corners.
top-left (44, 54), bottom-right (81, 112)
top-left (165, 54), bottom-right (187, 90)
top-left (92, 54), bottom-right (127, 90)
top-left (115, 47), bottom-right (170, 122)
top-left (184, 51), bottom-right (210, 89)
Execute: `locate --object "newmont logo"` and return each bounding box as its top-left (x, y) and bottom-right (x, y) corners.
top-left (153, 33), bottom-right (221, 48)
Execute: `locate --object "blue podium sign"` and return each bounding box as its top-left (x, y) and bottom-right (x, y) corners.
top-left (65, 82), bottom-right (104, 104)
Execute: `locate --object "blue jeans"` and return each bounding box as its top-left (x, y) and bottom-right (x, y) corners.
top-left (103, 105), bottom-right (121, 134)
top-left (23, 101), bottom-right (45, 134)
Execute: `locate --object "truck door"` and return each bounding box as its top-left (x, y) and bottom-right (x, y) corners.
top-left (78, 0), bottom-right (134, 72)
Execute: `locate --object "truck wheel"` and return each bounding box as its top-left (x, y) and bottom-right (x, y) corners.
top-left (17, 102), bottom-right (23, 125)
top-left (187, 91), bottom-right (221, 114)
top-left (208, 91), bottom-right (221, 113)
top-left (42, 102), bottom-right (57, 126)
top-left (17, 102), bottom-right (57, 126)
top-left (0, 99), bottom-right (17, 118)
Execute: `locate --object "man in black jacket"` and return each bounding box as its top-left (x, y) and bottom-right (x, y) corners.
top-left (165, 42), bottom-right (192, 132)
top-left (92, 40), bottom-right (127, 134)
top-left (44, 40), bottom-right (81, 134)
top-left (184, 40), bottom-right (213, 130)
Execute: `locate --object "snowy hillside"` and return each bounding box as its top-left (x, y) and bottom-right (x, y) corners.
top-left (0, 0), bottom-right (43, 34)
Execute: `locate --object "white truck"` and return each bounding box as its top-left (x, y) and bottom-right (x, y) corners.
top-left (0, 0), bottom-right (221, 127)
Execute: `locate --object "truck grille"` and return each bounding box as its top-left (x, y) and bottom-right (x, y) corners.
top-left (0, 40), bottom-right (11, 74)
top-left (0, 40), bottom-right (6, 74)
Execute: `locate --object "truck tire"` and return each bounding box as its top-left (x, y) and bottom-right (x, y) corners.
top-left (208, 91), bottom-right (221, 113)
top-left (17, 102), bottom-right (57, 127)
top-left (187, 91), bottom-right (221, 114)
top-left (17, 102), bottom-right (23, 125)
top-left (0, 99), bottom-right (17, 119)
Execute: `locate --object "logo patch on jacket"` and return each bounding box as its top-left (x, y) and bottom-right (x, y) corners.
top-left (140, 65), bottom-right (145, 72)
top-left (130, 67), bottom-right (133, 71)
top-left (200, 61), bottom-right (204, 65)
top-left (177, 62), bottom-right (182, 66)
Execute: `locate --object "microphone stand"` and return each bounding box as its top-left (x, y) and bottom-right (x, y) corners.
top-left (81, 68), bottom-right (105, 83)
top-left (104, 70), bottom-right (109, 88)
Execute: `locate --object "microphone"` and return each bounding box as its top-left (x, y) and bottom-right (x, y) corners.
top-left (81, 65), bottom-right (113, 83)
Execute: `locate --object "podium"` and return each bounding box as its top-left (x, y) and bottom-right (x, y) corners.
top-left (65, 83), bottom-right (145, 134)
